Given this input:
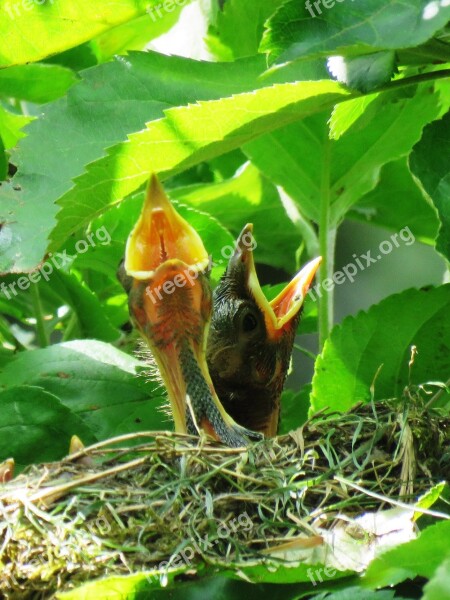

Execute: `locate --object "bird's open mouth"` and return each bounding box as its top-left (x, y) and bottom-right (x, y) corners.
top-left (123, 175), bottom-right (261, 445)
top-left (124, 175), bottom-right (211, 433)
top-left (229, 224), bottom-right (321, 339)
top-left (125, 175), bottom-right (209, 280)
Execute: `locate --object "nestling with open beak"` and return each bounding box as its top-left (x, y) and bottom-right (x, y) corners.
top-left (207, 225), bottom-right (321, 437)
top-left (118, 175), bottom-right (262, 447)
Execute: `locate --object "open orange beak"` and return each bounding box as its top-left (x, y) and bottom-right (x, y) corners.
top-left (123, 176), bottom-right (261, 445)
top-left (231, 224), bottom-right (321, 339)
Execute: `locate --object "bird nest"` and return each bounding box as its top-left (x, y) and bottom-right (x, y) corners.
top-left (0, 394), bottom-right (448, 598)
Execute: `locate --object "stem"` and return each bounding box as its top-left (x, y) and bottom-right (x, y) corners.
top-left (277, 186), bottom-right (319, 258)
top-left (425, 377), bottom-right (450, 409)
top-left (30, 284), bottom-right (49, 348)
top-left (62, 311), bottom-right (78, 342)
top-left (293, 343), bottom-right (317, 362)
top-left (318, 141), bottom-right (336, 350)
top-left (377, 68), bottom-right (450, 93)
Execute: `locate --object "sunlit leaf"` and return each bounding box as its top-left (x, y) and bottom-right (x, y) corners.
top-left (0, 51), bottom-right (303, 273)
top-left (243, 88), bottom-right (439, 224)
top-left (50, 79), bottom-right (349, 252)
top-left (0, 0), bottom-right (160, 67)
top-left (311, 285), bottom-right (450, 413)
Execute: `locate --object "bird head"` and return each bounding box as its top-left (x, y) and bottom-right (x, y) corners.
top-left (207, 224), bottom-right (321, 436)
top-left (119, 176), bottom-right (262, 446)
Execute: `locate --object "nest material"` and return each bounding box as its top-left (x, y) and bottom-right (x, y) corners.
top-left (0, 397), bottom-right (448, 598)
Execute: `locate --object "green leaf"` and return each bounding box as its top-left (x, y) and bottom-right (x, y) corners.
top-left (0, 64), bottom-right (77, 103)
top-left (92, 4), bottom-right (190, 62)
top-left (56, 569), bottom-right (328, 600)
top-left (410, 110), bottom-right (450, 261)
top-left (415, 482), bottom-right (449, 519)
top-left (231, 562), bottom-right (351, 586)
top-left (311, 285), bottom-right (450, 413)
top-left (50, 79), bottom-right (349, 251)
top-left (423, 558), bottom-right (450, 600)
top-left (261, 0), bottom-right (450, 66)
top-left (313, 590), bottom-right (397, 600)
top-left (348, 158), bottom-right (440, 244)
top-left (329, 94), bottom-right (378, 140)
top-left (0, 264), bottom-right (120, 343)
top-left (207, 0), bottom-right (285, 60)
top-left (56, 567), bottom-right (188, 599)
top-left (44, 41), bottom-right (99, 72)
top-left (39, 270), bottom-right (120, 342)
top-left (0, 314), bottom-right (25, 349)
top-left (0, 51), bottom-right (300, 273)
top-left (0, 134), bottom-right (6, 181)
top-left (0, 104), bottom-right (33, 149)
top-left (243, 87), bottom-right (439, 225)
top-left (0, 385), bottom-right (95, 468)
top-left (0, 347), bottom-right (16, 368)
top-left (0, 340), bottom-right (168, 442)
top-left (0, 0), bottom-right (160, 67)
top-left (362, 520), bottom-right (450, 588)
top-left (279, 386), bottom-right (311, 434)
top-left (170, 163), bottom-right (301, 272)
top-left (327, 52), bottom-right (396, 93)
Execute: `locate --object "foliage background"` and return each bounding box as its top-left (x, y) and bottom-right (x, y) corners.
top-left (0, 0), bottom-right (449, 597)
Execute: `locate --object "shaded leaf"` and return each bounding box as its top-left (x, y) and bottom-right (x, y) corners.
top-left (327, 52), bottom-right (396, 93)
top-left (0, 64), bottom-right (77, 103)
top-left (170, 163), bottom-right (300, 272)
top-left (40, 270), bottom-right (120, 342)
top-left (44, 41), bottom-right (99, 72)
top-left (261, 0), bottom-right (450, 66)
top-left (348, 158), bottom-right (439, 244)
top-left (0, 340), bottom-right (168, 442)
top-left (279, 386), bottom-right (311, 435)
top-left (0, 385), bottom-right (95, 468)
top-left (0, 135), bottom-right (6, 181)
top-left (423, 558), bottom-right (450, 600)
top-left (311, 285), bottom-right (450, 413)
top-left (410, 110), bottom-right (450, 261)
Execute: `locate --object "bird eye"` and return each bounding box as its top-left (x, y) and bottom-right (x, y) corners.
top-left (237, 305), bottom-right (261, 335)
top-left (242, 312), bottom-right (258, 332)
